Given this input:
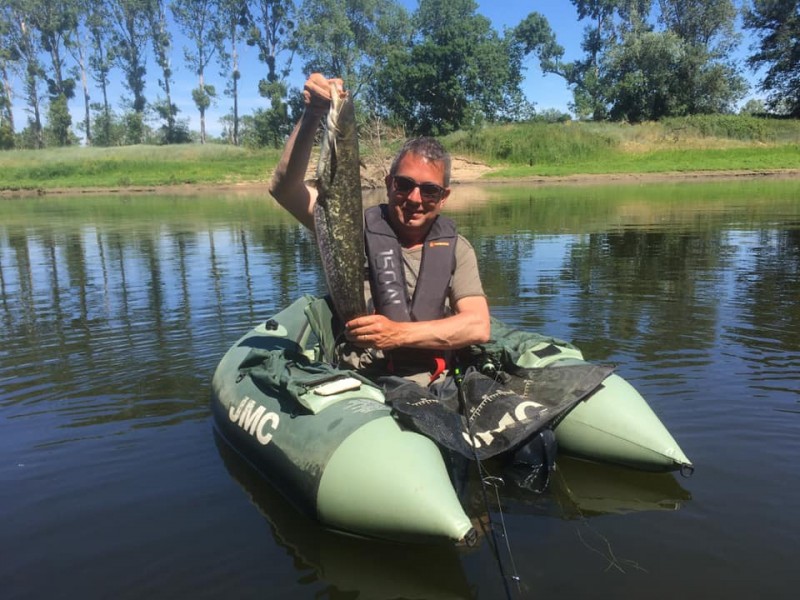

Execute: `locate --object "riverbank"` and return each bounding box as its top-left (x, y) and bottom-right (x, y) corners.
top-left (2, 115), bottom-right (798, 198)
top-left (2, 163), bottom-right (798, 199)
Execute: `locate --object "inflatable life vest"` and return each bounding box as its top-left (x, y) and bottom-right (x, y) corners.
top-left (364, 204), bottom-right (457, 322)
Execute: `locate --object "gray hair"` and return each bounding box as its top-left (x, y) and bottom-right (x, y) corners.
top-left (389, 137), bottom-right (452, 187)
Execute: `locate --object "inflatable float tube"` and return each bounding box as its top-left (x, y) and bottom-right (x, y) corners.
top-left (211, 296), bottom-right (692, 543)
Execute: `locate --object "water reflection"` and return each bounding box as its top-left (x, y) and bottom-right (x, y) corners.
top-left (215, 431), bottom-right (474, 599)
top-left (1, 185), bottom-right (799, 427)
top-left (1, 181), bottom-right (799, 599)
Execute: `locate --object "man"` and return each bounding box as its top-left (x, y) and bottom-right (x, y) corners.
top-left (269, 73), bottom-right (490, 384)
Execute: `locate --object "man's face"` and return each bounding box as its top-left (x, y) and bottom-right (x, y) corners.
top-left (384, 153), bottom-right (451, 246)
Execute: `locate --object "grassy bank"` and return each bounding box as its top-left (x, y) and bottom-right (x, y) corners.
top-left (1, 116), bottom-right (798, 192)
top-left (443, 115), bottom-right (800, 177)
top-left (0, 144), bottom-right (279, 191)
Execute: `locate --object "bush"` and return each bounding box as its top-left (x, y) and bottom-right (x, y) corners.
top-left (447, 122), bottom-right (619, 165)
top-left (0, 123), bottom-right (13, 150)
top-left (660, 114), bottom-right (800, 142)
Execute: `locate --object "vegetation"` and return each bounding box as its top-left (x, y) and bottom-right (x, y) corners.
top-left (0, 143), bottom-right (278, 189)
top-left (0, 1), bottom-right (798, 152)
top-left (744, 0), bottom-right (800, 117)
top-left (1, 115), bottom-right (796, 192)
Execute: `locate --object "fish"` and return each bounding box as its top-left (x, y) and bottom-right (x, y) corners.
top-left (313, 83), bottom-right (368, 324)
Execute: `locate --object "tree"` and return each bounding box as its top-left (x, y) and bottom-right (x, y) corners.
top-left (293, 0), bottom-right (411, 100)
top-left (147, 0), bottom-right (178, 142)
top-left (68, 3), bottom-right (96, 144)
top-left (86, 0), bottom-right (115, 145)
top-left (602, 29), bottom-right (688, 121)
top-left (512, 12), bottom-right (565, 118)
top-left (23, 0), bottom-right (80, 146)
top-left (744, 0), bottom-right (800, 117)
top-left (245, 0), bottom-right (296, 146)
top-left (172, 0), bottom-right (224, 144)
top-left (218, 0), bottom-right (248, 145)
top-left (546, 0), bottom-right (746, 120)
top-left (564, 0), bottom-right (650, 119)
top-left (0, 11), bottom-right (17, 143)
top-left (44, 94), bottom-right (76, 145)
top-left (657, 0), bottom-right (747, 115)
top-left (109, 0), bottom-right (151, 134)
top-left (739, 97), bottom-right (767, 114)
top-left (375, 0), bottom-right (526, 135)
top-left (3, 0), bottom-right (45, 148)
top-left (90, 104), bottom-right (126, 146)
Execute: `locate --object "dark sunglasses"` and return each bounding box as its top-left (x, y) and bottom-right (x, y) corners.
top-left (391, 175), bottom-right (446, 203)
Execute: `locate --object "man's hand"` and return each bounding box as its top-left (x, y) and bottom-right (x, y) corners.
top-left (303, 73), bottom-right (346, 117)
top-left (345, 314), bottom-right (406, 350)
top-left (344, 296), bottom-right (490, 351)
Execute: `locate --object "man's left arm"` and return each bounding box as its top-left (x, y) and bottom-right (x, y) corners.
top-left (345, 295), bottom-right (490, 351)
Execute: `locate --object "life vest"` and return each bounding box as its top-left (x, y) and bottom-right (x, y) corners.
top-left (364, 204), bottom-right (458, 322)
top-left (364, 204), bottom-right (458, 381)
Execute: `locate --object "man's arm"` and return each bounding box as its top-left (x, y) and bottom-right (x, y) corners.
top-left (269, 74), bottom-right (344, 230)
top-left (345, 295), bottom-right (491, 351)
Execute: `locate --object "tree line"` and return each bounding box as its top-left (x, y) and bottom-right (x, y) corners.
top-left (0, 0), bottom-right (797, 151)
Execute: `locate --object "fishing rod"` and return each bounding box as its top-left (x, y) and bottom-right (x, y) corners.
top-left (452, 364), bottom-right (521, 600)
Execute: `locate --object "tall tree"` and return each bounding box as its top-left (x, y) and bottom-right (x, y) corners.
top-left (28, 0), bottom-right (76, 99)
top-left (218, 0), bottom-right (248, 145)
top-left (294, 0), bottom-right (411, 99)
top-left (561, 0), bottom-right (653, 119)
top-left (602, 29), bottom-right (689, 121)
top-left (245, 0), bottom-right (295, 86)
top-left (172, 0), bottom-right (224, 144)
top-left (87, 0), bottom-right (115, 145)
top-left (148, 0), bottom-right (178, 142)
top-left (4, 0), bottom-right (45, 148)
top-left (245, 0), bottom-right (296, 146)
top-left (744, 0), bottom-right (800, 116)
top-left (512, 12), bottom-right (565, 114)
top-left (109, 0), bottom-right (151, 141)
top-left (657, 0), bottom-right (746, 114)
top-left (547, 0), bottom-right (746, 120)
top-left (67, 2), bottom-right (96, 144)
top-left (0, 12), bottom-right (17, 142)
top-left (28, 0), bottom-right (78, 146)
top-left (376, 0), bottom-right (525, 135)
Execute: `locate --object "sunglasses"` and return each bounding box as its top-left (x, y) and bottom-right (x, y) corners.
top-left (391, 175), bottom-right (446, 204)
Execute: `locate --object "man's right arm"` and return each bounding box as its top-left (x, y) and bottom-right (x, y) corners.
top-left (268, 73), bottom-right (344, 231)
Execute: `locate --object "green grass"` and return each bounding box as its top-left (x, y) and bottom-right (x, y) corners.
top-left (1, 115), bottom-right (798, 192)
top-left (444, 115), bottom-right (799, 178)
top-left (487, 145), bottom-right (800, 178)
top-left (0, 144), bottom-right (280, 190)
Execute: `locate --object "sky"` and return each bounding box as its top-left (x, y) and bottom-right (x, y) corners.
top-left (8, 1), bottom-right (763, 143)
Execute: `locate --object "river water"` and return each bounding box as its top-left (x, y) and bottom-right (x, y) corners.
top-left (1, 178), bottom-right (798, 599)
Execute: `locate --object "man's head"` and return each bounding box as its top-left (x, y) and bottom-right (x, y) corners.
top-left (389, 137), bottom-right (452, 187)
top-left (384, 138), bottom-right (452, 247)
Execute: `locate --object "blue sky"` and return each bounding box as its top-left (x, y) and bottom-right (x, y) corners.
top-left (9, 1), bottom-right (762, 142)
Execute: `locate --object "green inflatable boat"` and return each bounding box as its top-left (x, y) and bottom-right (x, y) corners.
top-left (211, 295), bottom-right (692, 544)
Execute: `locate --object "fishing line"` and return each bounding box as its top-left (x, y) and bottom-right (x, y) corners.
top-left (453, 365), bottom-right (522, 600)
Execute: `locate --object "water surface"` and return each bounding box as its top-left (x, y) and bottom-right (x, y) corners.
top-left (2, 179), bottom-right (799, 599)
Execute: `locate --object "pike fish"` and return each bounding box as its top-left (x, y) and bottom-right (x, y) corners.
top-left (313, 84), bottom-right (368, 324)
